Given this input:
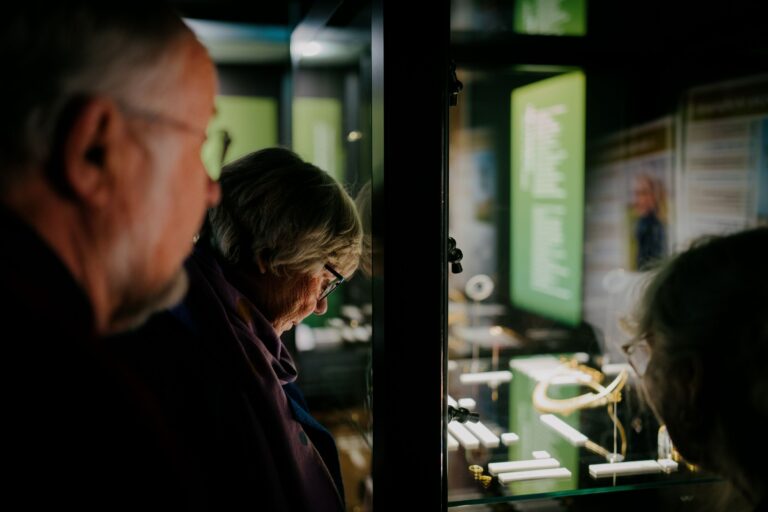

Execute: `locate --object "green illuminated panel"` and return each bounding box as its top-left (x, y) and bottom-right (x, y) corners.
top-left (510, 71), bottom-right (585, 326)
top-left (514, 0), bottom-right (587, 36)
top-left (508, 358), bottom-right (579, 494)
top-left (206, 95), bottom-right (278, 180)
top-left (292, 97), bottom-right (344, 182)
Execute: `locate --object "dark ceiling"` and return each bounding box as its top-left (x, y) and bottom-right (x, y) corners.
top-left (169, 0), bottom-right (313, 26)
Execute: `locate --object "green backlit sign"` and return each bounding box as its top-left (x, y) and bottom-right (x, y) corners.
top-left (511, 71), bottom-right (585, 326)
top-left (206, 95), bottom-right (278, 181)
top-left (514, 0), bottom-right (587, 36)
top-left (292, 97), bottom-right (344, 182)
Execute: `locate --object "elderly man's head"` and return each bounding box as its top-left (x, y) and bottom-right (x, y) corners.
top-left (1, 3), bottom-right (221, 334)
top-left (204, 148), bottom-right (363, 336)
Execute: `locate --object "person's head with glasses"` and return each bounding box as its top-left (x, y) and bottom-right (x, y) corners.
top-left (200, 147), bottom-right (362, 336)
top-left (633, 227), bottom-right (768, 508)
top-left (0, 3), bottom-right (221, 334)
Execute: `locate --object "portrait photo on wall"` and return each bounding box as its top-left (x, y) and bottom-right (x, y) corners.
top-left (627, 167), bottom-right (670, 270)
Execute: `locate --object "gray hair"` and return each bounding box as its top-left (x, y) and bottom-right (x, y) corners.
top-left (204, 147), bottom-right (363, 277)
top-left (0, 3), bottom-right (193, 191)
top-left (354, 181), bottom-right (373, 277)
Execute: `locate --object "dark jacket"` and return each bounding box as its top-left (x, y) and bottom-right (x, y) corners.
top-left (635, 211), bottom-right (665, 269)
top-left (111, 244), bottom-right (345, 511)
top-left (0, 206), bottom-right (199, 510)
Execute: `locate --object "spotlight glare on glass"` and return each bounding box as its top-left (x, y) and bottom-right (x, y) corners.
top-left (301, 41), bottom-right (322, 57)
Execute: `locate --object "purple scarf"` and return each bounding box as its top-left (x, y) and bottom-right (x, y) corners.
top-left (186, 245), bottom-right (344, 512)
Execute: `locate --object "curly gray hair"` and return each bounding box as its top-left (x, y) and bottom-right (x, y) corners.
top-left (204, 147), bottom-right (363, 278)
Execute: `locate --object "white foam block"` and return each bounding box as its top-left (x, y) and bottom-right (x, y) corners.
top-left (447, 421), bottom-right (480, 450)
top-left (501, 433), bottom-right (519, 446)
top-left (601, 363), bottom-right (631, 376)
top-left (447, 395), bottom-right (458, 408)
top-left (447, 433), bottom-right (459, 452)
top-left (464, 421), bottom-right (500, 448)
top-left (488, 458), bottom-right (560, 475)
top-left (459, 371), bottom-right (513, 385)
top-left (657, 459), bottom-right (680, 473)
top-left (497, 467), bottom-right (572, 484)
top-left (589, 459), bottom-right (679, 479)
top-left (532, 450), bottom-right (551, 459)
top-left (540, 414), bottom-right (588, 446)
top-left (458, 398), bottom-right (477, 410)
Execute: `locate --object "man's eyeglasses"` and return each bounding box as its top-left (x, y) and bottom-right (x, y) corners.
top-left (622, 335), bottom-right (651, 377)
top-left (319, 263), bottom-right (345, 301)
top-left (119, 103), bottom-right (232, 181)
top-left (201, 128), bottom-right (232, 181)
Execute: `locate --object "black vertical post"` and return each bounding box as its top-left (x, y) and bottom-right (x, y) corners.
top-left (371, 1), bottom-right (449, 510)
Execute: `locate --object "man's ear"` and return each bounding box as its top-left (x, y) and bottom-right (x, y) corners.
top-left (62, 97), bottom-right (123, 206)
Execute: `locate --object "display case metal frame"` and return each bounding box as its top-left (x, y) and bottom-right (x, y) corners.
top-left (371, 0), bottom-right (451, 510)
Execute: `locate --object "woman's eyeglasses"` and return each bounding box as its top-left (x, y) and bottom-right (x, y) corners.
top-left (319, 263), bottom-right (345, 300)
top-left (622, 335), bottom-right (651, 377)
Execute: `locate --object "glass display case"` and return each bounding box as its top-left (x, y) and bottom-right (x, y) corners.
top-left (175, 1), bottom-right (766, 509)
top-left (444, 0), bottom-right (768, 509)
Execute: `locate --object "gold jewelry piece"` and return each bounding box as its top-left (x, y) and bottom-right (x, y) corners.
top-left (468, 465), bottom-right (493, 487)
top-left (532, 359), bottom-right (628, 415)
top-left (658, 425), bottom-right (697, 472)
top-left (533, 359), bottom-right (629, 459)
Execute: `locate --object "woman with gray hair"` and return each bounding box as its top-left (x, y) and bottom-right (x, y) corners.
top-left (113, 147), bottom-right (361, 511)
top-left (203, 147), bottom-right (362, 335)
